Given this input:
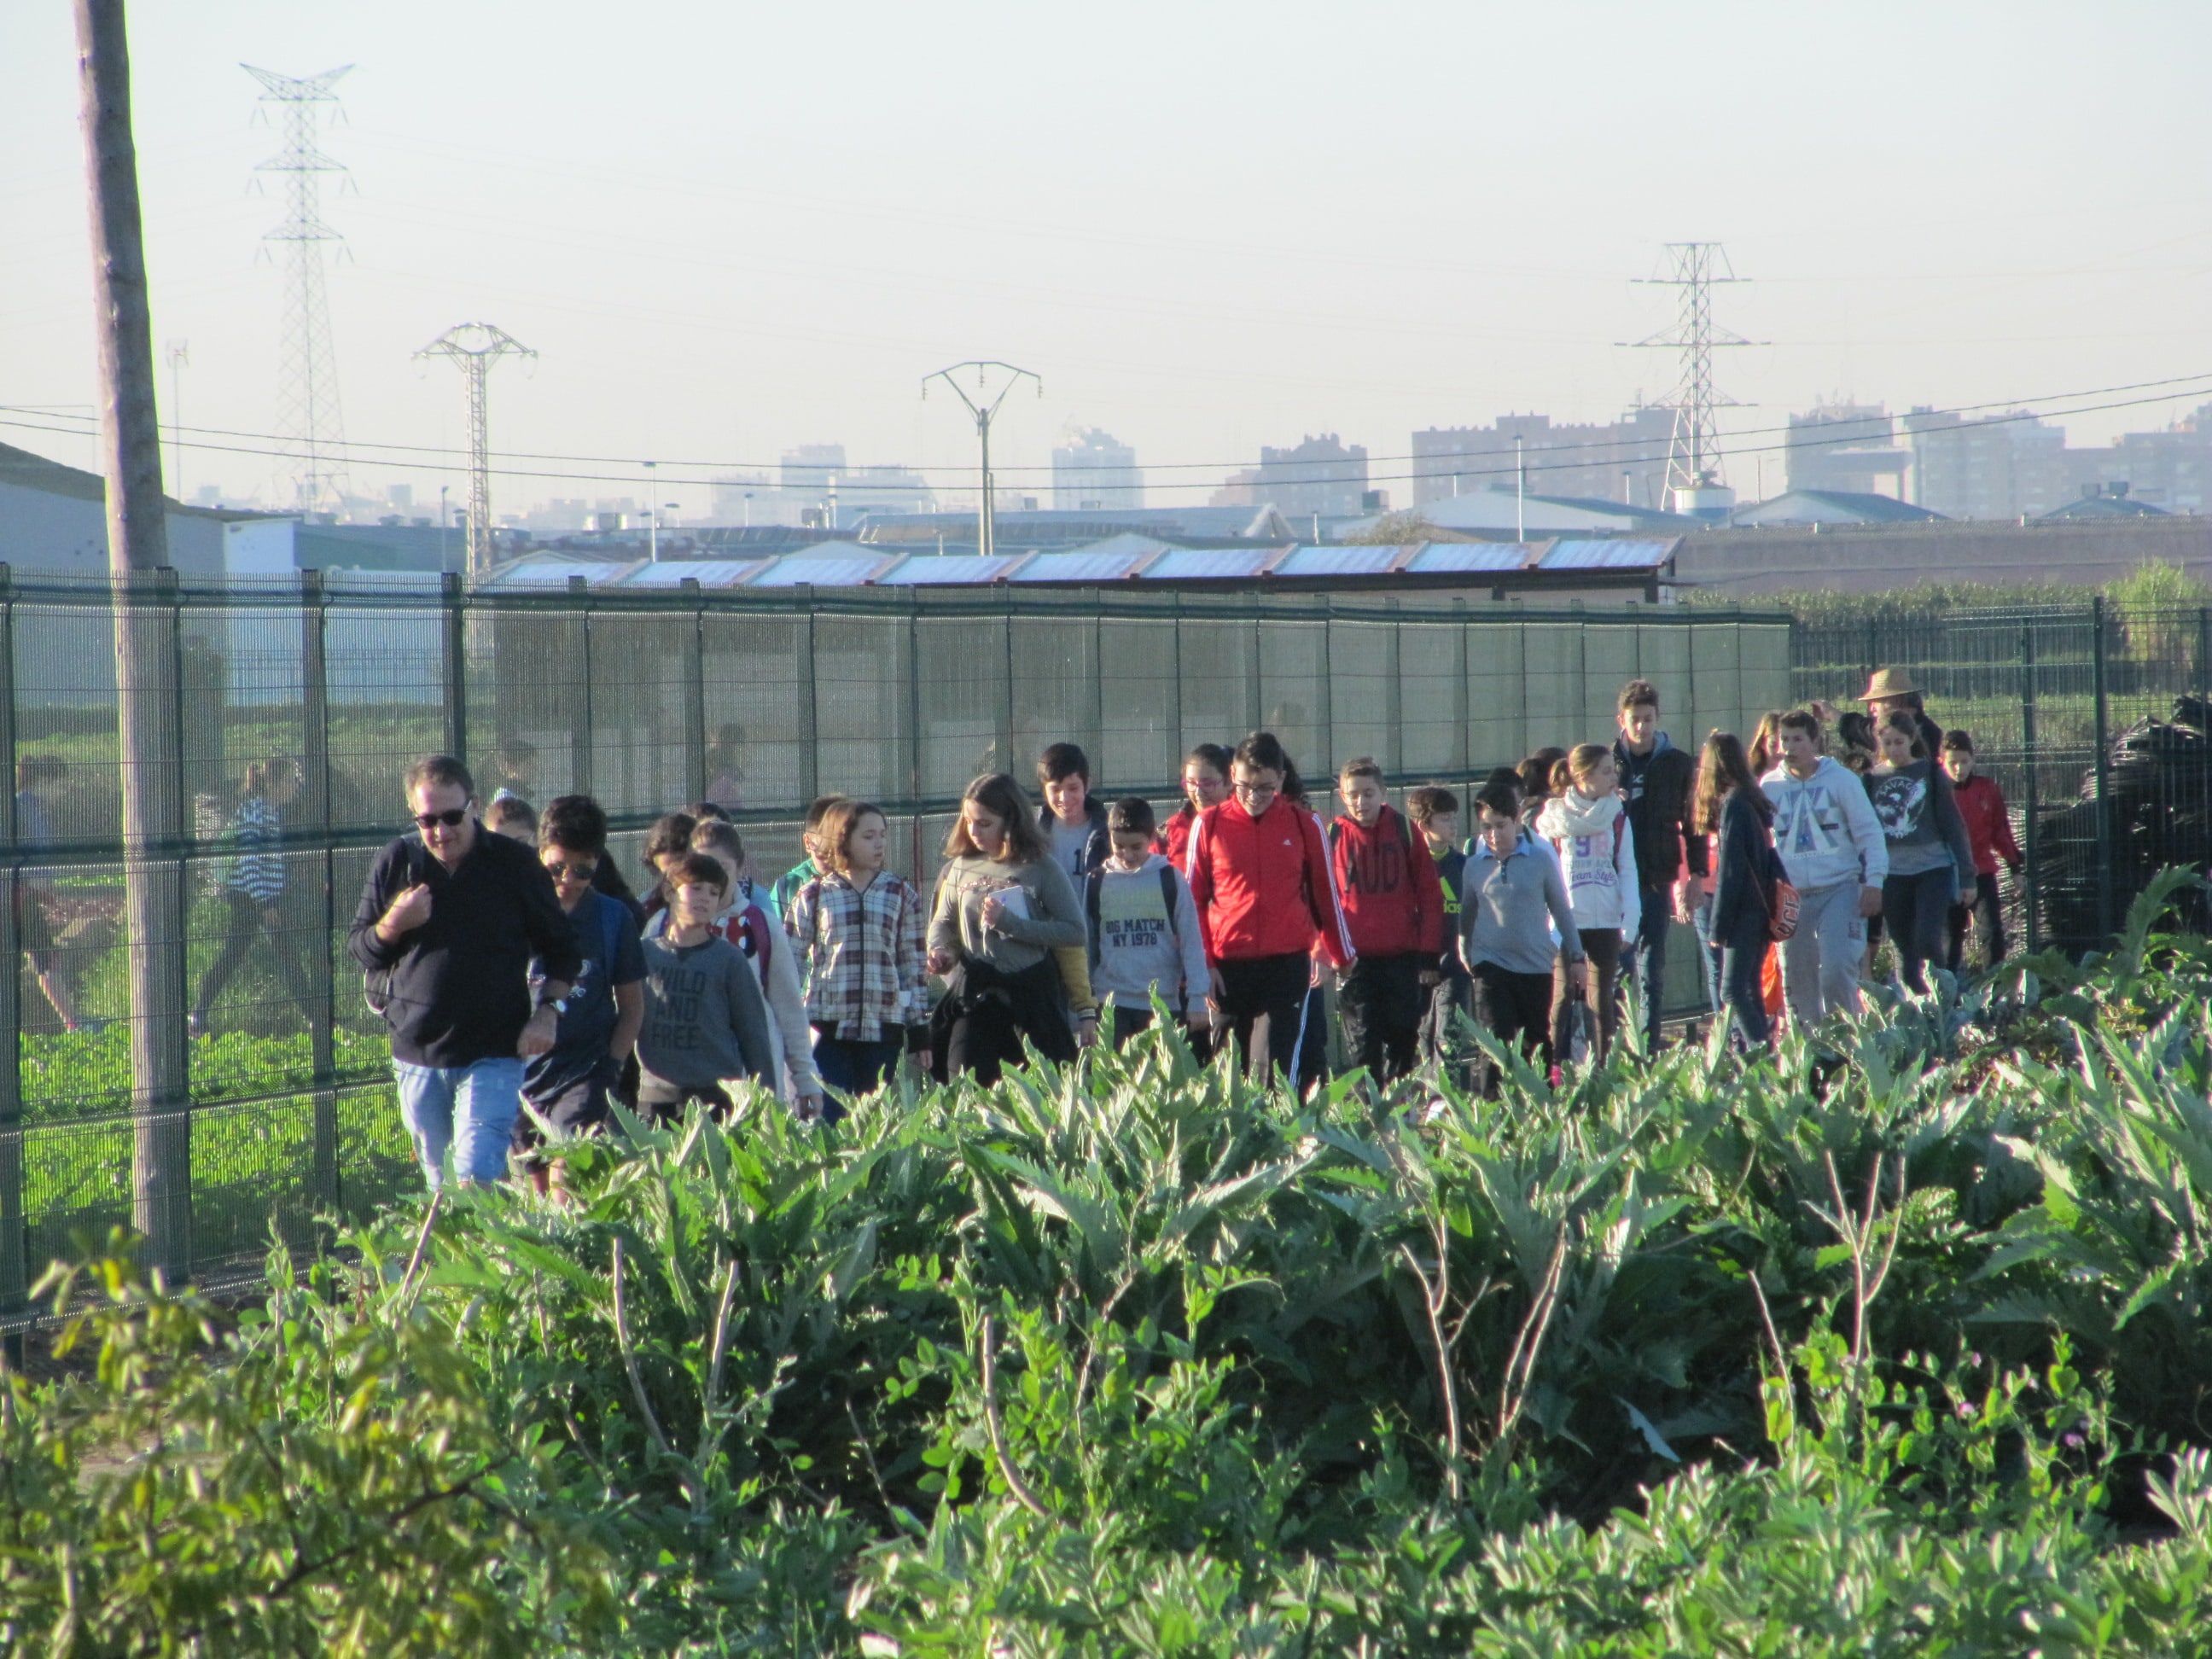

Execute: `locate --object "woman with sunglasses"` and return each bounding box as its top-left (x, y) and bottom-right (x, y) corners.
top-left (1185, 731), bottom-right (1353, 1086)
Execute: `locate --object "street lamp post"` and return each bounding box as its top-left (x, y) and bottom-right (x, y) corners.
top-left (923, 360), bottom-right (1040, 561)
top-left (644, 460), bottom-right (658, 562)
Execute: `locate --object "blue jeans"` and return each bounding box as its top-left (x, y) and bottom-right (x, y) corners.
top-left (1629, 888), bottom-right (1672, 1045)
top-left (1691, 896), bottom-right (1725, 1016)
top-left (811, 1031), bottom-right (902, 1123)
top-left (1719, 934), bottom-right (1771, 1052)
top-left (393, 1056), bottom-right (525, 1189)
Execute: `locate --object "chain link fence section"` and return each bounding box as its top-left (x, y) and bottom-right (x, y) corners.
top-left (1793, 601), bottom-right (2212, 959)
top-left (0, 566), bottom-right (1791, 1313)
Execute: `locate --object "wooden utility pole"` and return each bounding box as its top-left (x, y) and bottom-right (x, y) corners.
top-left (75, 0), bottom-right (190, 1279)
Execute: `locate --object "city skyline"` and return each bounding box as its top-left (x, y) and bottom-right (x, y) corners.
top-left (9, 3), bottom-right (2212, 521)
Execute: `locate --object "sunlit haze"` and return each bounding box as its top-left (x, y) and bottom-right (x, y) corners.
top-left (8, 0), bottom-right (2212, 516)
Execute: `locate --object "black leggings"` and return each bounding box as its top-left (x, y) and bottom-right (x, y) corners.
top-left (1946, 870), bottom-right (2006, 972)
top-left (194, 888), bottom-right (318, 1026)
top-left (1883, 867), bottom-right (1955, 993)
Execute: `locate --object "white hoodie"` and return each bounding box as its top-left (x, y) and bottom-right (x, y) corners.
top-left (1760, 756), bottom-right (1889, 893)
top-left (1535, 788), bottom-right (1642, 940)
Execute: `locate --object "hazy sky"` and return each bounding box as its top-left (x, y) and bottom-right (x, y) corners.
top-left (8, 1), bottom-right (2212, 515)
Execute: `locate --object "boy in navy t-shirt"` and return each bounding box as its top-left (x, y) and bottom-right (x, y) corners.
top-left (515, 799), bottom-right (645, 1194)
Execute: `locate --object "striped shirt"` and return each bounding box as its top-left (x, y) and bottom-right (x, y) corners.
top-left (224, 796), bottom-right (286, 904)
top-left (784, 869), bottom-right (928, 1043)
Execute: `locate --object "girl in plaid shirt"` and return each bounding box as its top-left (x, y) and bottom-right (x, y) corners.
top-left (784, 799), bottom-right (930, 1111)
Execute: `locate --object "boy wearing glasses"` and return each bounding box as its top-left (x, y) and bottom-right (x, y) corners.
top-left (512, 795), bottom-right (646, 1194)
top-left (348, 754), bottom-right (582, 1190)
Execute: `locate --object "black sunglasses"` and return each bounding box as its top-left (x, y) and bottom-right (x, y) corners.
top-left (411, 806), bottom-right (471, 830)
top-left (543, 859), bottom-right (598, 880)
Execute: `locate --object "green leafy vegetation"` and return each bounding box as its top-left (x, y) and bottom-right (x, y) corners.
top-left (12, 877), bottom-right (2212, 1650)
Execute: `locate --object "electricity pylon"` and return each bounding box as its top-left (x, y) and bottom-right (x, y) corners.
top-left (1623, 242), bottom-right (1761, 497)
top-left (415, 323), bottom-right (535, 579)
top-left (243, 63), bottom-right (352, 515)
top-left (923, 361), bottom-right (1040, 560)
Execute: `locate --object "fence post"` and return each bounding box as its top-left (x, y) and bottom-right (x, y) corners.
top-left (682, 579), bottom-right (707, 803)
top-left (1087, 602), bottom-right (1105, 765)
top-left (1450, 597), bottom-right (1470, 781)
top-left (2199, 606), bottom-right (2210, 691)
top-left (0, 564), bottom-right (20, 1346)
top-left (2091, 596), bottom-right (2115, 941)
top-left (568, 577), bottom-right (595, 797)
top-left (1245, 607), bottom-right (1262, 735)
top-left (2020, 621), bottom-right (2040, 956)
top-left (1317, 599), bottom-right (1336, 768)
top-left (798, 592), bottom-right (820, 807)
top-left (905, 594), bottom-right (923, 874)
top-left (1382, 599), bottom-right (1402, 779)
top-left (300, 571), bottom-right (338, 1222)
top-left (1170, 593), bottom-right (1185, 758)
top-left (998, 591), bottom-right (1016, 769)
top-left (440, 573), bottom-right (467, 762)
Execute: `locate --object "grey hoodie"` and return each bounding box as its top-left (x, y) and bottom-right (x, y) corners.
top-left (1086, 855), bottom-right (1209, 1012)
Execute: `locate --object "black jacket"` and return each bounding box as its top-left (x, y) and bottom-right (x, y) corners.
top-left (1614, 735), bottom-right (1708, 888)
top-left (348, 829), bottom-right (581, 1068)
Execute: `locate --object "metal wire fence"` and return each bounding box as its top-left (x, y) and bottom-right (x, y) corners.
top-left (1792, 599), bottom-right (2212, 960)
top-left (0, 567), bottom-right (1791, 1318)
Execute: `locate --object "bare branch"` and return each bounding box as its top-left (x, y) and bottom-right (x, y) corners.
top-left (978, 1313), bottom-right (1051, 1518)
top-left (610, 1238), bottom-right (677, 1495)
top-left (395, 1190), bottom-right (442, 1307)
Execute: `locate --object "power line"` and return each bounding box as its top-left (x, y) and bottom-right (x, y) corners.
top-left (4, 381), bottom-right (2208, 501)
top-left (9, 369), bottom-right (2211, 481)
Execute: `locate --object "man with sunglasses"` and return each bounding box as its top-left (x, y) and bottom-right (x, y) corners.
top-left (348, 754), bottom-right (581, 1190)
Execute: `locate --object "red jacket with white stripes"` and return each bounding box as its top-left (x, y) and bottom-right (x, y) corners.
top-left (1185, 795), bottom-right (1354, 968)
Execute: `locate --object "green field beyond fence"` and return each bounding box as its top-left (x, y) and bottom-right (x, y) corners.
top-left (0, 570), bottom-right (1792, 1317)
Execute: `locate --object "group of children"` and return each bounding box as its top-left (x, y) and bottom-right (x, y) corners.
top-left (461, 665), bottom-right (2025, 1165)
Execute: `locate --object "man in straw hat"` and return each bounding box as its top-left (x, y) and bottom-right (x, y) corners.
top-left (1860, 668), bottom-right (1944, 759)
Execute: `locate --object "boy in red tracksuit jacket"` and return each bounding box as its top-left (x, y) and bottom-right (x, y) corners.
top-left (1328, 759), bottom-right (1444, 1083)
top-left (1185, 734), bottom-right (1353, 1086)
top-left (1941, 730), bottom-right (2024, 971)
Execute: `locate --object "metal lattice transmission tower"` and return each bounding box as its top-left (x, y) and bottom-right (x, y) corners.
top-left (243, 64), bottom-right (353, 515)
top-left (1624, 242), bottom-right (1762, 496)
top-left (414, 323), bottom-right (536, 578)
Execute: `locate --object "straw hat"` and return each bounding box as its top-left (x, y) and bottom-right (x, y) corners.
top-left (1860, 667), bottom-right (1920, 702)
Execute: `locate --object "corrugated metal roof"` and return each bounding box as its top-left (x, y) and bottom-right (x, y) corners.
top-left (1401, 542), bottom-right (1531, 573)
top-left (1143, 547), bottom-right (1282, 580)
top-left (612, 559), bottom-right (773, 589)
top-left (748, 551), bottom-right (895, 588)
top-left (478, 557), bottom-right (638, 588)
top-left (1272, 544), bottom-right (1404, 578)
top-left (875, 554), bottom-right (1022, 586)
top-left (1010, 548), bottom-right (1154, 583)
top-left (1538, 538), bottom-right (1677, 570)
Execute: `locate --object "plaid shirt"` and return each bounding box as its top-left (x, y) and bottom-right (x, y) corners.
top-left (783, 869), bottom-right (928, 1042)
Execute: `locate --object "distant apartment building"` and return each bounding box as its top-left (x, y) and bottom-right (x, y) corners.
top-left (1903, 409), bottom-right (2081, 520)
top-left (703, 445), bottom-right (934, 528)
top-left (1783, 401), bottom-right (1911, 498)
top-left (1411, 409), bottom-right (1673, 509)
top-left (1903, 402), bottom-right (2212, 520)
top-left (1240, 433), bottom-right (1369, 519)
top-left (1051, 428), bottom-right (1143, 510)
